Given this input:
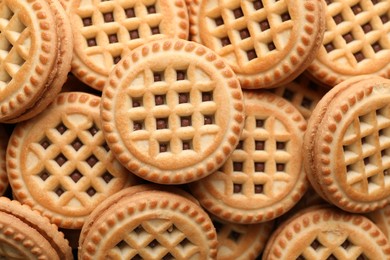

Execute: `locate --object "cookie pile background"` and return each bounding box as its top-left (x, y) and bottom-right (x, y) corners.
top-left (0, 0), bottom-right (390, 259)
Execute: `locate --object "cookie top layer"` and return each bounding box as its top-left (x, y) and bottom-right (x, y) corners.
top-left (0, 0), bottom-right (58, 121)
top-left (263, 206), bottom-right (390, 259)
top-left (69, 0), bottom-right (189, 90)
top-left (307, 0), bottom-right (390, 87)
top-left (0, 197), bottom-right (72, 260)
top-left (188, 0), bottom-right (325, 88)
top-left (304, 76), bottom-right (390, 213)
top-left (101, 38), bottom-right (245, 184)
top-left (7, 92), bottom-right (138, 229)
top-left (78, 189), bottom-right (218, 260)
top-left (189, 91), bottom-right (307, 224)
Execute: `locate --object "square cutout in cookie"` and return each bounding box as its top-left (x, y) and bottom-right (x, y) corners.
top-left (159, 142), bottom-right (170, 153)
top-left (132, 97), bottom-right (143, 107)
top-left (301, 97), bottom-right (313, 108)
top-left (254, 162), bottom-right (265, 172)
top-left (246, 49), bottom-right (258, 61)
top-left (204, 115), bottom-right (214, 125)
top-left (214, 16), bottom-right (224, 27)
top-left (156, 118), bottom-right (168, 129)
top-left (255, 119), bottom-right (265, 128)
top-left (178, 92), bottom-right (190, 103)
top-left (153, 71), bottom-right (164, 82)
top-left (233, 161), bottom-right (243, 171)
top-left (154, 94), bottom-right (166, 105)
top-left (125, 7), bottom-right (136, 18)
top-left (267, 41), bottom-right (276, 51)
top-left (351, 3), bottom-right (363, 15)
top-left (54, 186), bottom-right (65, 197)
top-left (202, 91), bottom-right (213, 102)
top-left (221, 36), bottom-right (231, 47)
top-left (182, 140), bottom-right (193, 150)
top-left (86, 37), bottom-right (97, 47)
top-left (180, 116), bottom-right (192, 127)
top-left (129, 29), bottom-right (140, 39)
top-left (324, 42), bottom-right (336, 53)
top-left (236, 140), bottom-right (244, 150)
top-left (40, 171), bottom-right (50, 181)
top-left (372, 42), bottom-right (382, 53)
top-left (276, 162), bottom-right (285, 171)
top-left (108, 34), bottom-right (118, 43)
top-left (333, 13), bottom-right (343, 24)
top-left (255, 140), bottom-right (265, 150)
top-left (86, 187), bottom-right (97, 197)
top-left (361, 22), bottom-right (373, 33)
top-left (233, 183), bottom-right (243, 193)
top-left (69, 170), bottom-right (82, 183)
top-left (280, 12), bottom-right (291, 22)
top-left (254, 184), bottom-right (264, 194)
top-left (102, 172), bottom-right (114, 183)
top-left (133, 120), bottom-right (144, 131)
top-left (253, 0), bottom-right (264, 10)
top-left (113, 56), bottom-right (121, 64)
top-left (86, 155), bottom-right (99, 167)
top-left (381, 14), bottom-right (389, 24)
top-left (103, 12), bottom-right (114, 23)
top-left (82, 17), bottom-right (93, 27)
top-left (228, 230), bottom-right (242, 242)
top-left (176, 70), bottom-right (187, 80)
top-left (71, 138), bottom-right (83, 151)
top-left (239, 28), bottom-right (250, 39)
top-left (353, 51), bottom-right (365, 63)
top-left (233, 7), bottom-right (244, 19)
top-left (259, 19), bottom-right (270, 31)
top-left (276, 141), bottom-right (287, 150)
top-left (56, 123), bottom-right (67, 135)
top-left (40, 138), bottom-right (51, 150)
top-left (147, 4), bottom-right (157, 14)
top-left (151, 26), bottom-right (160, 35)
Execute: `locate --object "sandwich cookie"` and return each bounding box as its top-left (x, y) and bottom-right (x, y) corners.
top-left (304, 75), bottom-right (390, 213)
top-left (101, 38), bottom-right (245, 184)
top-left (69, 0), bottom-right (189, 90)
top-left (188, 0), bottom-right (325, 89)
top-left (189, 91), bottom-right (308, 224)
top-left (6, 92), bottom-right (139, 229)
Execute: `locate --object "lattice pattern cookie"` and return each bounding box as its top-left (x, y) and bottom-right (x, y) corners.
top-left (188, 0), bottom-right (325, 89)
top-left (189, 91), bottom-right (307, 224)
top-left (0, 0), bottom-right (72, 123)
top-left (304, 75), bottom-right (390, 213)
top-left (0, 197), bottom-right (72, 260)
top-left (307, 0), bottom-right (390, 87)
top-left (79, 188), bottom-right (218, 259)
top-left (263, 206), bottom-right (390, 260)
top-left (6, 92), bottom-right (139, 229)
top-left (101, 39), bottom-right (245, 184)
top-left (69, 0), bottom-right (189, 90)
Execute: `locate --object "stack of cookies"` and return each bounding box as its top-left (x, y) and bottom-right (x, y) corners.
top-left (1, 0), bottom-right (390, 259)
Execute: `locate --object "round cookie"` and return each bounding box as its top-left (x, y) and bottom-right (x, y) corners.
top-left (0, 0), bottom-right (72, 123)
top-left (69, 0), bottom-right (189, 90)
top-left (7, 92), bottom-right (139, 229)
top-left (263, 206), bottom-right (390, 260)
top-left (306, 0), bottom-right (390, 87)
top-left (304, 75), bottom-right (390, 213)
top-left (78, 188), bottom-right (218, 259)
top-left (0, 124), bottom-right (8, 196)
top-left (188, 0), bottom-right (326, 89)
top-left (0, 197), bottom-right (73, 260)
top-left (189, 91), bottom-right (308, 224)
top-left (101, 38), bottom-right (245, 184)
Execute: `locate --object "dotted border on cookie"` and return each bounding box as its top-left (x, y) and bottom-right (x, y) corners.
top-left (316, 78), bottom-right (390, 212)
top-left (101, 38), bottom-right (245, 184)
top-left (69, 0), bottom-right (190, 91)
top-left (264, 207), bottom-right (390, 259)
top-left (190, 91), bottom-right (307, 224)
top-left (79, 191), bottom-right (218, 260)
top-left (188, 0), bottom-right (325, 89)
top-left (0, 0), bottom-right (58, 121)
top-left (6, 92), bottom-right (126, 229)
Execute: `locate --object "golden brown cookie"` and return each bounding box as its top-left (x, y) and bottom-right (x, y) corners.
top-left (307, 0), bottom-right (390, 87)
top-left (0, 0), bottom-right (73, 123)
top-left (212, 215), bottom-right (273, 260)
top-left (0, 125), bottom-right (8, 196)
top-left (7, 92), bottom-right (139, 229)
top-left (69, 0), bottom-right (189, 90)
top-left (188, 0), bottom-right (325, 89)
top-left (263, 206), bottom-right (390, 260)
top-left (189, 91), bottom-right (308, 224)
top-left (101, 38), bottom-right (245, 184)
top-left (78, 188), bottom-right (218, 259)
top-left (304, 75), bottom-right (390, 213)
top-left (0, 197), bottom-right (73, 260)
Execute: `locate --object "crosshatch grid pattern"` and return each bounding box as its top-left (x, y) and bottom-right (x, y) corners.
top-left (222, 114), bottom-right (291, 200)
top-left (322, 0), bottom-right (390, 67)
top-left (0, 4), bottom-right (29, 89)
top-left (74, 0), bottom-right (164, 71)
top-left (343, 104), bottom-right (390, 195)
top-left (108, 219), bottom-right (198, 259)
top-left (126, 64), bottom-right (220, 158)
top-left (27, 116), bottom-right (116, 209)
top-left (202, 0), bottom-right (293, 68)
